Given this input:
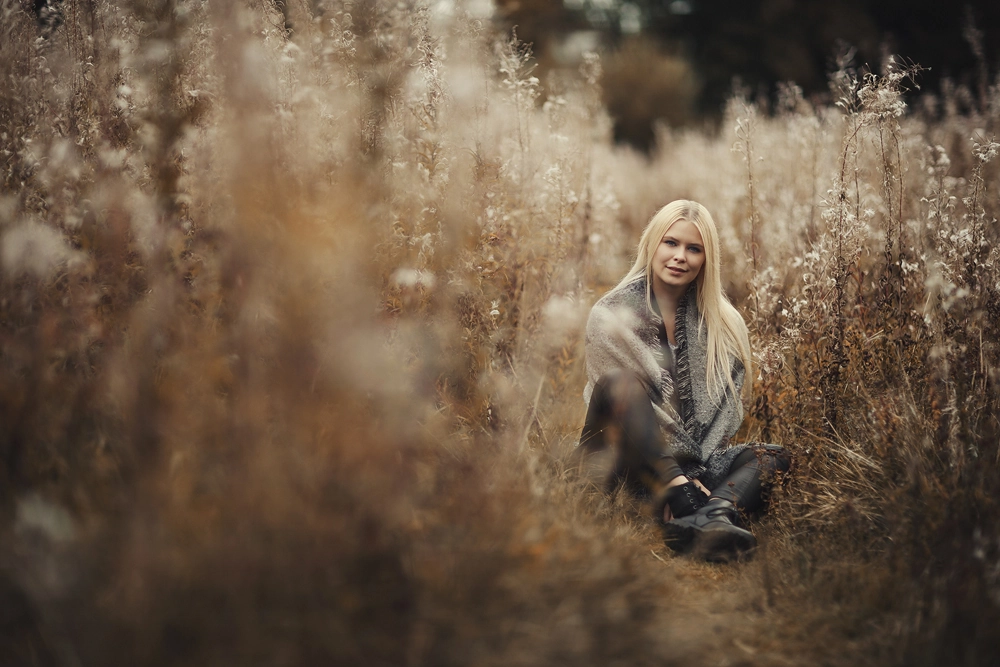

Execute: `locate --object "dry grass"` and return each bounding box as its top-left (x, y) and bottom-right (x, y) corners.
top-left (1, 2), bottom-right (999, 666)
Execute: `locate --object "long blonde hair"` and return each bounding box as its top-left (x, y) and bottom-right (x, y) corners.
top-left (613, 200), bottom-right (752, 402)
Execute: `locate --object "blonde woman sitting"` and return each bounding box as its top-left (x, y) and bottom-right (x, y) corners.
top-left (579, 200), bottom-right (790, 562)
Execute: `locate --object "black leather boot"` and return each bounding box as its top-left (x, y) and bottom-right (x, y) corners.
top-left (662, 498), bottom-right (757, 562)
top-left (653, 480), bottom-right (708, 523)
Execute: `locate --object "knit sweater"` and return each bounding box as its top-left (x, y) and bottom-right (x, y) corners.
top-left (583, 278), bottom-right (749, 489)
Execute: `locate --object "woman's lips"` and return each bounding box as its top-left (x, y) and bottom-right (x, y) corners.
top-left (667, 266), bottom-right (687, 275)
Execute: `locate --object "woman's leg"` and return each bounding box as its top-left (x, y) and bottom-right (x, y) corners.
top-left (579, 371), bottom-right (765, 561)
top-left (661, 444), bottom-right (788, 561)
top-left (709, 444), bottom-right (791, 515)
top-left (579, 369), bottom-right (686, 495)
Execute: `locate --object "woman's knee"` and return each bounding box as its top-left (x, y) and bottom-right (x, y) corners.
top-left (592, 369), bottom-right (648, 407)
top-left (753, 444), bottom-right (791, 475)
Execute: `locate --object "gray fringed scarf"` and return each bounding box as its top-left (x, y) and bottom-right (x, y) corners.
top-left (583, 278), bottom-right (749, 489)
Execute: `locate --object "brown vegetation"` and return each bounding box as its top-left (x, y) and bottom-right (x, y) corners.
top-left (1, 2), bottom-right (999, 666)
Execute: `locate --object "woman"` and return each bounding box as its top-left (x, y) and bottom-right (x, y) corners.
top-left (579, 200), bottom-right (789, 562)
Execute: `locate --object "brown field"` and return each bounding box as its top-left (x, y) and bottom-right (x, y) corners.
top-left (1, 2), bottom-right (999, 665)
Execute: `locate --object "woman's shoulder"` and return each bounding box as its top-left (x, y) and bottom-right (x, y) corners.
top-left (592, 277), bottom-right (646, 312)
top-left (586, 278), bottom-right (652, 341)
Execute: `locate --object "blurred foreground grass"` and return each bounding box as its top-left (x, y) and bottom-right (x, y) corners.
top-left (1, 2), bottom-right (999, 665)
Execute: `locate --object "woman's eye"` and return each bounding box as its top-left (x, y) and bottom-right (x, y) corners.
top-left (663, 239), bottom-right (676, 245)
top-left (689, 246), bottom-right (702, 253)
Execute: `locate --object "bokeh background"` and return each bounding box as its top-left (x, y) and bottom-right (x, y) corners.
top-left (2, 1), bottom-right (999, 666)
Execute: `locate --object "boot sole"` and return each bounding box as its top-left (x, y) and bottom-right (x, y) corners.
top-left (692, 527), bottom-right (757, 563)
top-left (663, 522), bottom-right (756, 562)
top-left (661, 521), bottom-right (699, 553)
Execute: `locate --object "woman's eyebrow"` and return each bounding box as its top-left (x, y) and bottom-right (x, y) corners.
top-left (666, 235), bottom-right (702, 247)
top-left (662, 233), bottom-right (701, 246)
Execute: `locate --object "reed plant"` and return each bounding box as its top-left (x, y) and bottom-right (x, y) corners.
top-left (1, 1), bottom-right (998, 665)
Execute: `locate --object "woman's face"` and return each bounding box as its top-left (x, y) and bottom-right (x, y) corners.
top-left (651, 219), bottom-right (705, 293)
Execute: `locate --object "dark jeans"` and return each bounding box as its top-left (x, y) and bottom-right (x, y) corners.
top-left (579, 369), bottom-right (790, 514)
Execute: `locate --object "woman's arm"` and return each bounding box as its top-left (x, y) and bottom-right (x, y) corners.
top-left (583, 303), bottom-right (656, 401)
top-left (692, 360), bottom-right (746, 455)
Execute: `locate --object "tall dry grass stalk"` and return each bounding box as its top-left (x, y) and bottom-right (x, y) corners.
top-left (1, 2), bottom-right (999, 666)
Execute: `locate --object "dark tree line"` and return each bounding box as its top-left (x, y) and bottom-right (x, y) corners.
top-left (496, 0), bottom-right (1000, 147)
top-left (640, 0), bottom-right (999, 113)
